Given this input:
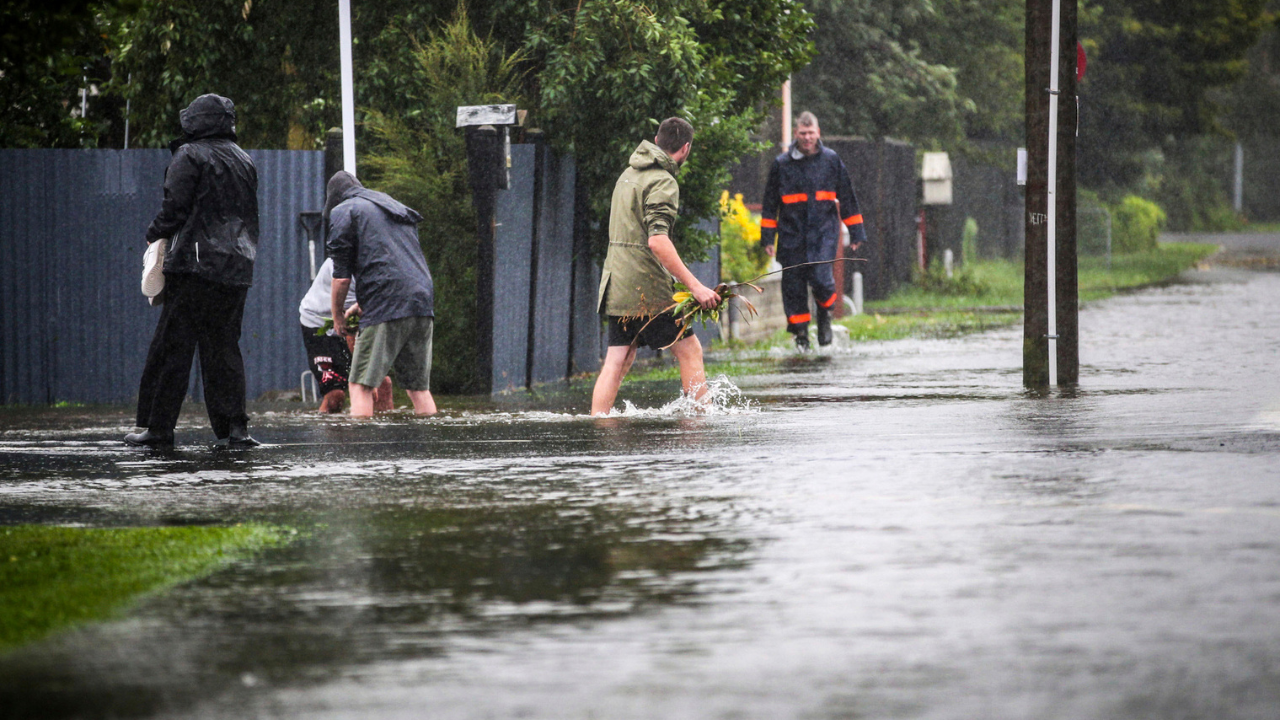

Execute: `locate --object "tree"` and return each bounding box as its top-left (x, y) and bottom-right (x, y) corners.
top-left (1078, 0), bottom-right (1271, 191)
top-left (0, 0), bottom-right (137, 147)
top-left (790, 0), bottom-right (967, 146)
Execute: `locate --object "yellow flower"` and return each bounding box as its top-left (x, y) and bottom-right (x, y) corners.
top-left (672, 291), bottom-right (692, 303)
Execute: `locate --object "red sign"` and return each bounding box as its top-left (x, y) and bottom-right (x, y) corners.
top-left (1078, 41), bottom-right (1087, 81)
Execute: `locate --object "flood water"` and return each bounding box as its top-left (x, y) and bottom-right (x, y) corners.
top-left (2, 266), bottom-right (1280, 719)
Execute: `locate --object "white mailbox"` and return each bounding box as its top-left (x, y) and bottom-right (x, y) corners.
top-left (921, 152), bottom-right (953, 205)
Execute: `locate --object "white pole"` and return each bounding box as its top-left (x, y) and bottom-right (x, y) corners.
top-left (1046, 0), bottom-right (1061, 386)
top-left (338, 0), bottom-right (357, 175)
top-left (781, 76), bottom-right (792, 147)
top-left (123, 74), bottom-right (131, 149)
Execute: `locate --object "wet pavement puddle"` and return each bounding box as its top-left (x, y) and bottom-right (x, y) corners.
top-left (2, 269), bottom-right (1280, 718)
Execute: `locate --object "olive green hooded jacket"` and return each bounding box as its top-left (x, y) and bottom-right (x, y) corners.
top-left (597, 140), bottom-right (681, 317)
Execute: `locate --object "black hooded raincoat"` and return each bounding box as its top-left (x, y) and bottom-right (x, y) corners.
top-left (146, 94), bottom-right (259, 287)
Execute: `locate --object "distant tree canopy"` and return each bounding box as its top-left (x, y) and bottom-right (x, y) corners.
top-left (7, 0), bottom-right (1280, 227)
top-left (791, 0), bottom-right (1024, 151)
top-left (0, 0), bottom-right (139, 147)
top-left (1078, 0), bottom-right (1273, 191)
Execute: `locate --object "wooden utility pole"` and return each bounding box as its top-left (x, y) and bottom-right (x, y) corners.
top-left (1024, 0), bottom-right (1079, 389)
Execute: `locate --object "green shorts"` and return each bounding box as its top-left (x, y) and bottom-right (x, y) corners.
top-left (350, 316), bottom-right (434, 391)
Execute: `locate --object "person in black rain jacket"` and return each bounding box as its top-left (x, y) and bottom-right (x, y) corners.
top-left (761, 112), bottom-right (868, 349)
top-left (125, 93), bottom-right (260, 448)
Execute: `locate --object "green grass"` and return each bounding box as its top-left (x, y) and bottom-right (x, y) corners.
top-left (0, 524), bottom-right (290, 651)
top-left (867, 242), bottom-right (1217, 310)
top-left (841, 310), bottom-right (1023, 341)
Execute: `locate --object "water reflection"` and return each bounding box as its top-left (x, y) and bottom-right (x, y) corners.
top-left (0, 492), bottom-right (747, 719)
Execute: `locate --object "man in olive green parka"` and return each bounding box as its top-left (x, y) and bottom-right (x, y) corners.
top-left (591, 117), bottom-right (719, 415)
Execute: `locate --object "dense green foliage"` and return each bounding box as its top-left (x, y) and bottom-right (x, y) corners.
top-left (1109, 195), bottom-right (1167, 253)
top-left (793, 0), bottom-right (1024, 149)
top-left (359, 11), bottom-right (523, 393)
top-left (0, 524), bottom-right (288, 650)
top-left (0, 0), bottom-right (137, 148)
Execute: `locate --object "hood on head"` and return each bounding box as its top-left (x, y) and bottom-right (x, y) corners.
top-left (325, 170), bottom-right (423, 226)
top-left (629, 140), bottom-right (679, 176)
top-left (179, 94), bottom-right (237, 140)
top-left (324, 171), bottom-right (363, 221)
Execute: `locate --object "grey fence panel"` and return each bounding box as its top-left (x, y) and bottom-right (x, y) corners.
top-left (491, 144), bottom-right (536, 392)
top-left (0, 152), bottom-right (50, 404)
top-left (529, 147), bottom-right (576, 386)
top-left (687, 219), bottom-right (721, 347)
top-left (570, 249), bottom-right (602, 375)
top-left (0, 148), bottom-right (323, 406)
top-left (240, 150), bottom-right (324, 400)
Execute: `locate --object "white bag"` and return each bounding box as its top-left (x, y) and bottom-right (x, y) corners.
top-left (141, 237), bottom-right (167, 306)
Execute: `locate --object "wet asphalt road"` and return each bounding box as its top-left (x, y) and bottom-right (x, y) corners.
top-left (1, 260), bottom-right (1279, 719)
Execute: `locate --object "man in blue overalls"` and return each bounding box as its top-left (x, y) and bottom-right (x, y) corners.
top-left (761, 112), bottom-right (868, 349)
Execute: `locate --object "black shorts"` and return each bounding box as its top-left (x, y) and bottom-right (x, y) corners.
top-left (607, 313), bottom-right (692, 351)
top-left (301, 325), bottom-right (352, 395)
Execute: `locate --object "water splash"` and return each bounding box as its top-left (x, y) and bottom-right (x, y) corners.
top-left (614, 374), bottom-right (757, 418)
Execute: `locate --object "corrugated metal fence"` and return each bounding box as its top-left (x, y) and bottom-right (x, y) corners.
top-left (0, 149), bottom-right (323, 405)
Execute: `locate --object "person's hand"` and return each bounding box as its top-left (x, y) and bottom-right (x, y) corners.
top-left (345, 303), bottom-right (361, 321)
top-left (691, 282), bottom-right (720, 310)
top-left (334, 320), bottom-right (350, 339)
top-left (764, 243), bottom-right (776, 257)
top-left (848, 242), bottom-right (861, 254)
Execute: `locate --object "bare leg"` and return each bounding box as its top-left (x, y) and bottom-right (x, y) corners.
top-left (349, 383), bottom-right (376, 417)
top-left (592, 345), bottom-right (638, 416)
top-left (318, 389), bottom-right (346, 413)
top-left (373, 377), bottom-right (394, 411)
top-left (668, 334), bottom-right (708, 405)
top-left (406, 389), bottom-right (437, 416)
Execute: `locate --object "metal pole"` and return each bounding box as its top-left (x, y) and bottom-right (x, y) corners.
top-left (338, 0), bottom-right (357, 174)
top-left (781, 76), bottom-right (792, 147)
top-left (1046, 0), bottom-right (1061, 386)
top-left (123, 74), bottom-right (131, 149)
top-left (1234, 142), bottom-right (1244, 213)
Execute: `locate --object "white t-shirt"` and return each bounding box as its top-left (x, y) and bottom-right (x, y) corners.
top-left (299, 258), bottom-right (357, 330)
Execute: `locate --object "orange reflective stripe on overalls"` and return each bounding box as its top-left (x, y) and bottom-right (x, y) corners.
top-left (788, 313), bottom-right (811, 325)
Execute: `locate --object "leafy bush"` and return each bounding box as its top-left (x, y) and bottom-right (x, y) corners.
top-left (961, 217), bottom-right (978, 263)
top-left (914, 258), bottom-right (991, 297)
top-left (360, 8), bottom-right (524, 394)
top-left (719, 192), bottom-right (770, 282)
top-left (1108, 195), bottom-right (1166, 253)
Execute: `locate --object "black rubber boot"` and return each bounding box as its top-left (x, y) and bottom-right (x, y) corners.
top-left (794, 332), bottom-right (811, 352)
top-left (225, 421), bottom-right (261, 448)
top-left (124, 429), bottom-right (175, 448)
top-left (816, 307), bottom-right (833, 347)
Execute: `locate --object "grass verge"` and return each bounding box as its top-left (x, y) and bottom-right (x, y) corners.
top-left (0, 524), bottom-right (290, 651)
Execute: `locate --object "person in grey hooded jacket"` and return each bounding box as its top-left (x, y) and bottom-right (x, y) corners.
top-left (126, 94), bottom-right (260, 448)
top-left (325, 171), bottom-right (437, 417)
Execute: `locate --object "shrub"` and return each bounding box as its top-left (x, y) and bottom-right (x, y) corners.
top-left (1108, 195), bottom-right (1166, 253)
top-left (361, 7), bottom-right (524, 394)
top-left (719, 192), bottom-right (771, 282)
top-left (961, 217), bottom-right (978, 263)
top-left (915, 258), bottom-right (991, 297)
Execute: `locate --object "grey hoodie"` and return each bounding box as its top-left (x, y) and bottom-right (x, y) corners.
top-left (325, 171), bottom-right (434, 326)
